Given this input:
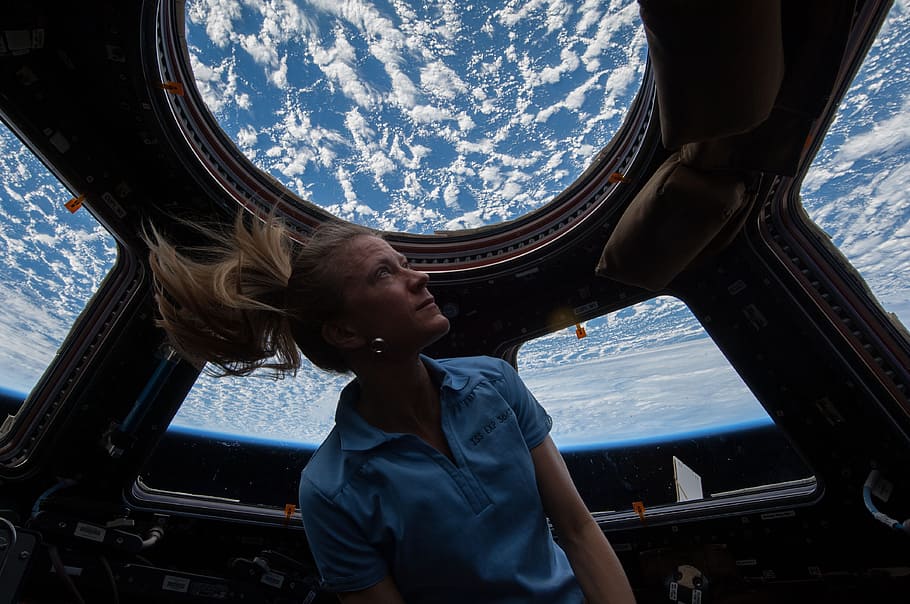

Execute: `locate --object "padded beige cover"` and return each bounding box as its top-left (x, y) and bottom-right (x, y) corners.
top-left (639, 0), bottom-right (784, 148)
top-left (595, 152), bottom-right (748, 291)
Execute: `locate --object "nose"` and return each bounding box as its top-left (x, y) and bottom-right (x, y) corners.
top-left (408, 266), bottom-right (430, 290)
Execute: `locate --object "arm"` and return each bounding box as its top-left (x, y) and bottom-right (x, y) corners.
top-left (531, 435), bottom-right (636, 604)
top-left (337, 576), bottom-right (406, 604)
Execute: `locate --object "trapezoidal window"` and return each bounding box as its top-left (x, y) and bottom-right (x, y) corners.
top-left (800, 1), bottom-right (910, 329)
top-left (0, 124), bottom-right (118, 422)
top-left (516, 296), bottom-right (815, 514)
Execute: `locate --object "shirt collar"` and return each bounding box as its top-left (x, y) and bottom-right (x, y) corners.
top-left (335, 355), bottom-right (470, 452)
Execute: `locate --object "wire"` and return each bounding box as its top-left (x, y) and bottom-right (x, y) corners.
top-left (863, 470), bottom-right (910, 536)
top-left (0, 515), bottom-right (19, 580)
top-left (140, 526), bottom-right (165, 550)
top-left (30, 477), bottom-right (78, 519)
top-left (48, 544), bottom-right (86, 604)
top-left (0, 515), bottom-right (18, 551)
top-left (98, 555), bottom-right (120, 604)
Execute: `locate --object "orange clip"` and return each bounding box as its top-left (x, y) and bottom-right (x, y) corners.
top-left (803, 133), bottom-right (814, 152)
top-left (632, 501), bottom-right (646, 522)
top-left (608, 172), bottom-right (629, 184)
top-left (283, 503), bottom-right (296, 525)
top-left (159, 81), bottom-right (185, 96)
top-left (65, 194), bottom-right (85, 213)
top-left (575, 323), bottom-right (587, 339)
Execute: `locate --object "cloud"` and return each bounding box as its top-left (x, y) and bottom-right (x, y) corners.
top-left (343, 108), bottom-right (395, 181)
top-left (187, 0), bottom-right (243, 47)
top-left (443, 180), bottom-right (461, 208)
top-left (580, 1), bottom-right (639, 70)
top-left (311, 32), bottom-right (378, 109)
top-left (409, 104), bottom-right (454, 124)
top-left (497, 0), bottom-right (574, 34)
top-left (840, 100), bottom-right (910, 161)
top-left (269, 54), bottom-right (288, 89)
top-left (236, 125), bottom-right (258, 148)
top-left (420, 60), bottom-right (469, 100)
top-left (443, 209), bottom-right (487, 231)
top-left (186, 0), bottom-right (649, 234)
top-left (537, 48), bottom-right (581, 86)
top-left (188, 53), bottom-right (243, 115)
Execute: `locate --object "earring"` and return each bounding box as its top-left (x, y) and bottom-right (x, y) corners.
top-left (370, 337), bottom-right (386, 355)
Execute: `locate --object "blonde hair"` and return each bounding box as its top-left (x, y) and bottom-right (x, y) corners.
top-left (145, 213), bottom-right (375, 376)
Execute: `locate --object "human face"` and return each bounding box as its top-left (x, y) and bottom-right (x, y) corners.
top-left (333, 236), bottom-right (450, 355)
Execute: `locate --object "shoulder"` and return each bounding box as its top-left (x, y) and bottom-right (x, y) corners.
top-left (429, 356), bottom-right (532, 411)
top-left (433, 354), bottom-right (516, 383)
top-left (300, 428), bottom-right (363, 501)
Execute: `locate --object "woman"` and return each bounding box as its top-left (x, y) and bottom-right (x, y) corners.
top-left (146, 214), bottom-right (635, 604)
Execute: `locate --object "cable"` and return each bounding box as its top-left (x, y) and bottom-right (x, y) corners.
top-left (0, 515), bottom-right (18, 551)
top-left (863, 470), bottom-right (910, 536)
top-left (48, 545), bottom-right (86, 604)
top-left (98, 555), bottom-right (120, 604)
top-left (0, 515), bottom-right (19, 580)
top-left (30, 477), bottom-right (78, 519)
top-left (140, 526), bottom-right (165, 550)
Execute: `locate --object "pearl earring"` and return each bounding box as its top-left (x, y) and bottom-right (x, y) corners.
top-left (370, 338), bottom-right (386, 354)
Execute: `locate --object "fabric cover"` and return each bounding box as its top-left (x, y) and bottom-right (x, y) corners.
top-left (595, 151), bottom-right (749, 291)
top-left (639, 0), bottom-right (784, 149)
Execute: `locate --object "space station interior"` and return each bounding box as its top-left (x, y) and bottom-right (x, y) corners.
top-left (1, 0), bottom-right (909, 603)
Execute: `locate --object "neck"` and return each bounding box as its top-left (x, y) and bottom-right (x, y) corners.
top-left (353, 355), bottom-right (439, 434)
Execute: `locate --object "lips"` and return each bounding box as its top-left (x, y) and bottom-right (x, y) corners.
top-left (416, 297), bottom-right (436, 311)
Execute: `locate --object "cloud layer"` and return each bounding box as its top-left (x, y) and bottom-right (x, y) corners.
top-left (185, 0), bottom-right (646, 232)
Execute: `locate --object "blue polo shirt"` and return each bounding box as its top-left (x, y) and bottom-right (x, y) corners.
top-left (298, 355), bottom-right (582, 603)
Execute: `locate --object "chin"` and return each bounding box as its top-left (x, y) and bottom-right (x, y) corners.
top-left (426, 316), bottom-right (451, 345)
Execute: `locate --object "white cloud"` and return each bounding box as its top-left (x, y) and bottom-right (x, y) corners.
top-left (455, 138), bottom-right (495, 155)
top-left (443, 209), bottom-right (487, 231)
top-left (185, 0), bottom-right (650, 234)
top-left (497, 0), bottom-right (573, 33)
top-left (343, 108), bottom-right (396, 182)
top-left (239, 32), bottom-right (279, 67)
top-left (402, 172), bottom-right (425, 198)
top-left (420, 60), bottom-right (469, 99)
top-left (443, 180), bottom-right (461, 208)
top-left (187, 0), bottom-right (242, 47)
top-left (387, 70), bottom-right (419, 109)
top-left (576, 0), bottom-right (603, 34)
top-left (311, 33), bottom-right (377, 109)
top-left (840, 100), bottom-right (910, 160)
top-left (478, 165), bottom-right (503, 188)
top-left (580, 0), bottom-right (639, 73)
top-left (336, 166), bottom-right (358, 204)
top-left (237, 126), bottom-right (259, 148)
top-left (537, 48), bottom-right (580, 85)
top-left (409, 104), bottom-right (453, 124)
top-left (188, 53), bottom-right (242, 115)
top-left (269, 54), bottom-right (288, 89)
top-left (456, 113), bottom-right (475, 132)
top-left (389, 136), bottom-right (430, 170)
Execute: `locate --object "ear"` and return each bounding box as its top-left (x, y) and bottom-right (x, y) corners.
top-left (321, 320), bottom-right (365, 352)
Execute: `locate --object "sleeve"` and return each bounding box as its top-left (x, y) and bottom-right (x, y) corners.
top-left (298, 475), bottom-right (388, 593)
top-left (493, 357), bottom-right (553, 450)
